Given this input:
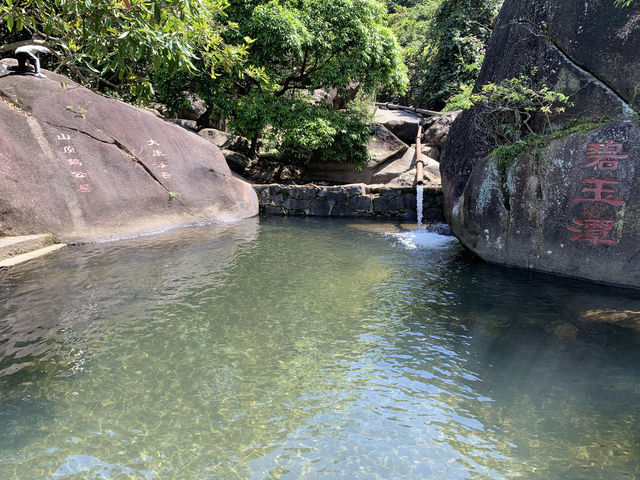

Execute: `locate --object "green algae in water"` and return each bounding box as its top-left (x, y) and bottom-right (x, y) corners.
top-left (1, 217), bottom-right (640, 479)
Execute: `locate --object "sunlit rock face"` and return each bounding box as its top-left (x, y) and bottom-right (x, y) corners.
top-left (439, 0), bottom-right (640, 288)
top-left (0, 62), bottom-right (258, 243)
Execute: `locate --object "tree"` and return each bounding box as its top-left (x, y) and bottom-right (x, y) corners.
top-left (165, 0), bottom-right (409, 162)
top-left (387, 0), bottom-right (502, 111)
top-left (2, 0), bottom-right (408, 168)
top-left (0, 0), bottom-right (249, 99)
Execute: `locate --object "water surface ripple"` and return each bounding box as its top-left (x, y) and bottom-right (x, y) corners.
top-left (1, 217), bottom-right (640, 479)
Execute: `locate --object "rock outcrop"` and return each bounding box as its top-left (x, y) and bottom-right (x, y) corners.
top-left (424, 111), bottom-right (461, 148)
top-left (0, 63), bottom-right (258, 243)
top-left (440, 0), bottom-right (640, 288)
top-left (373, 108), bottom-right (422, 145)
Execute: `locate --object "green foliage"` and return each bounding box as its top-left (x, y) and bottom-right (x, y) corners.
top-left (1, 0), bottom-right (249, 101)
top-left (387, 0), bottom-right (502, 110)
top-left (230, 91), bottom-right (373, 168)
top-left (490, 118), bottom-right (611, 174)
top-left (200, 0), bottom-right (407, 163)
top-left (2, 0), bottom-right (408, 169)
top-left (442, 83), bottom-right (473, 111)
top-left (233, 0), bottom-right (409, 96)
top-left (471, 69), bottom-right (573, 145)
top-left (615, 0), bottom-right (633, 6)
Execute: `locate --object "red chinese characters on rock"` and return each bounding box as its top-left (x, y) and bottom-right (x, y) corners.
top-left (57, 132), bottom-right (92, 193)
top-left (146, 139), bottom-right (173, 181)
top-left (568, 218), bottom-right (616, 245)
top-left (572, 179), bottom-right (624, 207)
top-left (579, 140), bottom-right (628, 170)
top-left (569, 140), bottom-right (626, 246)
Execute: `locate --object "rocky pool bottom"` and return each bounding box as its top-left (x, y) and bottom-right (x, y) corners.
top-left (1, 217), bottom-right (640, 479)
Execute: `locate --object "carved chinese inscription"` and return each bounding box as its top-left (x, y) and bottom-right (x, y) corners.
top-left (57, 132), bottom-right (92, 193)
top-left (568, 218), bottom-right (616, 246)
top-left (569, 141), bottom-right (627, 246)
top-left (145, 138), bottom-right (174, 181)
top-left (572, 179), bottom-right (624, 207)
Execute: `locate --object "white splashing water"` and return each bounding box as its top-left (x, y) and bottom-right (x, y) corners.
top-left (416, 184), bottom-right (424, 229)
top-left (388, 229), bottom-right (458, 250)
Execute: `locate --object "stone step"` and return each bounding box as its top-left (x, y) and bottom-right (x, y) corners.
top-left (0, 234), bottom-right (55, 261)
top-left (0, 234), bottom-right (66, 268)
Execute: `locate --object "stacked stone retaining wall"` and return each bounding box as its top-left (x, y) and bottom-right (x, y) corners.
top-left (253, 184), bottom-right (443, 221)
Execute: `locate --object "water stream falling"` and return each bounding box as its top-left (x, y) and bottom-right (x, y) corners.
top-left (416, 183), bottom-right (424, 229)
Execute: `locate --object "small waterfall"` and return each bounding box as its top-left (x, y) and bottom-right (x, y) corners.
top-left (416, 184), bottom-right (424, 230)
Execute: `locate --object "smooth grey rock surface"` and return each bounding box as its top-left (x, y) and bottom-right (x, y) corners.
top-left (424, 111), bottom-right (461, 148)
top-left (372, 147), bottom-right (416, 184)
top-left (0, 64), bottom-right (258, 243)
top-left (198, 128), bottom-right (250, 156)
top-left (221, 149), bottom-right (251, 174)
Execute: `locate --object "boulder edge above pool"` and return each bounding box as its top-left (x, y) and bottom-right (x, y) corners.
top-left (439, 0), bottom-right (640, 288)
top-left (0, 62), bottom-right (258, 243)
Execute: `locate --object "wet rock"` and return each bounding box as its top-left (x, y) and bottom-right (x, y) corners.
top-left (331, 204), bottom-right (352, 217)
top-left (0, 65), bottom-right (257, 242)
top-left (289, 185), bottom-right (318, 200)
top-left (283, 197), bottom-right (311, 210)
top-left (309, 199), bottom-right (331, 216)
top-left (348, 195), bottom-right (372, 212)
top-left (372, 196), bottom-right (388, 213)
top-left (254, 183), bottom-right (443, 220)
top-left (327, 189), bottom-right (348, 203)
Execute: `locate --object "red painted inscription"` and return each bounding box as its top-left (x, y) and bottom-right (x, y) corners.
top-left (572, 178), bottom-right (624, 207)
top-left (568, 218), bottom-right (616, 246)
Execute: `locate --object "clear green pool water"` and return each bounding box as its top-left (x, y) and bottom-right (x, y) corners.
top-left (1, 217), bottom-right (640, 479)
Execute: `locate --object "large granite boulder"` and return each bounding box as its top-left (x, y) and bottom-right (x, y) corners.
top-left (373, 108), bottom-right (422, 145)
top-left (198, 128), bottom-right (250, 156)
top-left (424, 111), bottom-right (461, 148)
top-left (0, 63), bottom-right (258, 243)
top-left (303, 124), bottom-right (408, 184)
top-left (440, 0), bottom-right (640, 288)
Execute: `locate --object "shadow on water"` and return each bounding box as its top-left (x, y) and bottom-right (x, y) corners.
top-left (375, 228), bottom-right (640, 479)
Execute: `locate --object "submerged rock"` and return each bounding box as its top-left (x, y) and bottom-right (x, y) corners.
top-left (0, 63), bottom-right (258, 243)
top-left (440, 0), bottom-right (640, 288)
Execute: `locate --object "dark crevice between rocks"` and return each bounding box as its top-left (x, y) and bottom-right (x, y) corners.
top-left (515, 19), bottom-right (634, 113)
top-left (82, 117), bottom-right (204, 217)
top-left (41, 120), bottom-right (115, 146)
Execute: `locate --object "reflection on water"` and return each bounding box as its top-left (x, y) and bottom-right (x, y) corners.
top-left (1, 217), bottom-right (640, 479)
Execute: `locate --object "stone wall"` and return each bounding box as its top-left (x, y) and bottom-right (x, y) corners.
top-left (253, 184), bottom-right (444, 221)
